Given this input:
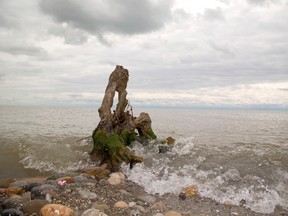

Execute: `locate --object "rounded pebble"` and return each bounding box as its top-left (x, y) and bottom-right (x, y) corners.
top-left (2, 208), bottom-right (24, 216)
top-left (164, 211), bottom-right (182, 216)
top-left (22, 199), bottom-right (49, 215)
top-left (40, 204), bottom-right (74, 216)
top-left (107, 173), bottom-right (124, 185)
top-left (114, 201), bottom-right (129, 208)
top-left (81, 208), bottom-right (108, 216)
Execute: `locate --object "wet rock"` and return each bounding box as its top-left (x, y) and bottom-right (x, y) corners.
top-left (222, 169), bottom-right (241, 182)
top-left (81, 208), bottom-right (108, 216)
top-left (74, 175), bottom-right (96, 184)
top-left (114, 201), bottom-right (129, 208)
top-left (150, 201), bottom-right (167, 212)
top-left (82, 166), bottom-right (110, 180)
top-left (107, 172), bottom-right (125, 185)
top-left (9, 181), bottom-right (29, 189)
top-left (158, 145), bottom-right (172, 154)
top-left (55, 177), bottom-right (75, 186)
top-left (40, 204), bottom-right (74, 216)
top-left (22, 199), bottom-right (49, 215)
top-left (239, 199), bottom-right (246, 206)
top-left (5, 187), bottom-right (24, 196)
top-left (133, 204), bottom-right (146, 213)
top-left (154, 214), bottom-right (164, 216)
top-left (0, 178), bottom-right (15, 188)
top-left (129, 201), bottom-right (137, 208)
top-left (128, 209), bottom-right (141, 216)
top-left (31, 184), bottom-right (59, 199)
top-left (184, 185), bottom-right (198, 196)
top-left (77, 189), bottom-right (97, 200)
top-left (164, 211), bottom-right (182, 216)
top-left (26, 182), bottom-right (43, 191)
top-left (2, 208), bottom-right (24, 216)
top-left (166, 136), bottom-right (175, 145)
top-left (178, 192), bottom-right (186, 200)
top-left (2, 197), bottom-right (26, 210)
top-left (92, 201), bottom-right (110, 210)
top-left (137, 194), bottom-right (156, 205)
top-left (21, 191), bottom-right (31, 201)
top-left (224, 200), bottom-right (233, 206)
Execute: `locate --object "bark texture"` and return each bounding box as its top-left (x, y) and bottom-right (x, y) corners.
top-left (91, 65), bottom-right (156, 170)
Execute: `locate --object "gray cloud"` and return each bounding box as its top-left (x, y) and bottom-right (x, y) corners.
top-left (0, 43), bottom-right (46, 56)
top-left (48, 25), bottom-right (88, 45)
top-left (202, 7), bottom-right (225, 21)
top-left (39, 0), bottom-right (173, 36)
top-left (247, 0), bottom-right (282, 5)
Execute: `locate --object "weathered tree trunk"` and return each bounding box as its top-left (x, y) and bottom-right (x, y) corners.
top-left (91, 65), bottom-right (156, 170)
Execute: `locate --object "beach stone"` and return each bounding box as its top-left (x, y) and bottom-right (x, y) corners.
top-left (2, 208), bottom-right (25, 216)
top-left (224, 200), bottom-right (233, 206)
top-left (92, 201), bottom-right (110, 210)
top-left (222, 169), bottom-right (241, 182)
top-left (74, 175), bottom-right (95, 184)
top-left (22, 199), bottom-right (49, 215)
top-left (184, 185), bottom-right (198, 196)
top-left (158, 145), bottom-right (172, 154)
top-left (133, 204), bottom-right (146, 213)
top-left (82, 166), bottom-right (110, 180)
top-left (40, 204), bottom-right (73, 216)
top-left (26, 182), bottom-right (43, 191)
top-left (55, 176), bottom-right (75, 186)
top-left (178, 192), bottom-right (186, 200)
top-left (0, 188), bottom-right (6, 193)
top-left (128, 209), bottom-right (141, 216)
top-left (81, 208), bottom-right (108, 216)
top-left (107, 172), bottom-right (125, 185)
top-left (0, 178), bottom-right (15, 188)
top-left (78, 189), bottom-right (97, 199)
top-left (129, 201), bottom-right (137, 207)
top-left (21, 191), bottom-right (31, 201)
top-left (154, 214), bottom-right (164, 216)
top-left (166, 136), bottom-right (175, 145)
top-left (6, 186), bottom-right (24, 196)
top-left (2, 197), bottom-right (26, 210)
top-left (150, 201), bottom-right (167, 211)
top-left (9, 181), bottom-right (29, 189)
top-left (164, 211), bottom-right (182, 216)
top-left (114, 201), bottom-right (129, 208)
top-left (31, 184), bottom-right (59, 199)
top-left (137, 194), bottom-right (157, 204)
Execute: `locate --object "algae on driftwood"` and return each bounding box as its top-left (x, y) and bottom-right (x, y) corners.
top-left (91, 65), bottom-right (156, 170)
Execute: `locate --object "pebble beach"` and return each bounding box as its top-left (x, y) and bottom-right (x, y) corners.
top-left (1, 166), bottom-right (287, 216)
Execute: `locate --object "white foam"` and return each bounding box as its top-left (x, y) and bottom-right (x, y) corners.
top-left (123, 137), bottom-right (287, 214)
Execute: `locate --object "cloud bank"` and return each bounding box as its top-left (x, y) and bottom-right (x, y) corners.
top-left (0, 0), bottom-right (287, 109)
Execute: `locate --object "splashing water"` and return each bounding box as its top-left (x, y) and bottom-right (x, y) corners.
top-left (122, 137), bottom-right (288, 214)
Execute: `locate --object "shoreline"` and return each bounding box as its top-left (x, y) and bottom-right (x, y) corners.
top-left (1, 170), bottom-right (287, 216)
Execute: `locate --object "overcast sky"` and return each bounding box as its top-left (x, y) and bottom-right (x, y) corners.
top-left (0, 0), bottom-right (288, 108)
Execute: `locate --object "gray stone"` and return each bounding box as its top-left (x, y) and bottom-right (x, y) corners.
top-left (77, 189), bottom-right (97, 199)
top-left (2, 197), bottom-right (26, 210)
top-left (2, 208), bottom-right (24, 216)
top-left (137, 194), bottom-right (157, 205)
top-left (128, 209), bottom-right (141, 216)
top-left (22, 199), bottom-right (49, 215)
top-left (81, 208), bottom-right (108, 216)
top-left (133, 205), bottom-right (146, 213)
top-left (93, 201), bottom-right (110, 210)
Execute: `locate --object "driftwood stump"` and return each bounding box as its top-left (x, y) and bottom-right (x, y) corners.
top-left (91, 65), bottom-right (156, 170)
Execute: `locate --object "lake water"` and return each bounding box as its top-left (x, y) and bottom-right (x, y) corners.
top-left (0, 105), bottom-right (287, 214)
